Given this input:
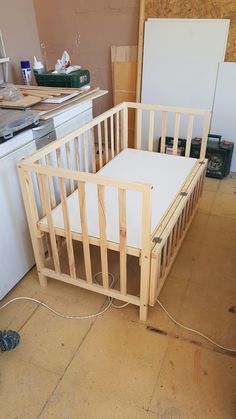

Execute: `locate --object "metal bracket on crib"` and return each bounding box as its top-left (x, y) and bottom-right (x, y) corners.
top-left (152, 237), bottom-right (162, 244)
top-left (199, 160), bottom-right (205, 165)
top-left (180, 191), bottom-right (188, 196)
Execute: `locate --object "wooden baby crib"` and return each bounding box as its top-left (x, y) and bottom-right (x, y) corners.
top-left (18, 102), bottom-right (211, 321)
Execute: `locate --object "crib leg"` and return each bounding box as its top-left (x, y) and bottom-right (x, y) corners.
top-left (38, 271), bottom-right (48, 287)
top-left (139, 304), bottom-right (148, 322)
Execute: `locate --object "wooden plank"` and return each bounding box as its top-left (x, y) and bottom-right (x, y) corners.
top-left (90, 128), bottom-right (96, 173)
top-left (118, 189), bottom-right (127, 295)
top-left (41, 267), bottom-right (140, 306)
top-left (78, 182), bottom-right (93, 283)
top-left (40, 174), bottom-right (60, 273)
top-left (21, 160), bottom-right (151, 193)
top-left (39, 223), bottom-right (140, 257)
top-left (200, 113), bottom-right (211, 159)
top-left (110, 115), bottom-right (115, 158)
top-left (148, 110), bottom-right (155, 151)
top-left (104, 119), bottom-right (109, 163)
top-left (97, 185), bottom-right (109, 289)
top-left (136, 0), bottom-right (145, 102)
top-left (160, 111), bottom-right (167, 153)
top-left (82, 132), bottom-right (89, 172)
top-left (115, 112), bottom-right (120, 153)
top-left (136, 108), bottom-right (142, 149)
top-left (74, 136), bottom-right (80, 171)
top-left (97, 123), bottom-right (103, 169)
top-left (17, 167), bottom-right (47, 287)
top-left (139, 186), bottom-right (152, 321)
top-left (185, 115), bottom-right (194, 157)
top-left (45, 154), bottom-right (56, 208)
top-left (122, 106), bottom-right (128, 149)
top-left (127, 101), bottom-right (211, 116)
top-left (58, 177), bottom-right (76, 279)
top-left (65, 142), bottom-right (74, 192)
top-left (173, 113), bottom-right (181, 155)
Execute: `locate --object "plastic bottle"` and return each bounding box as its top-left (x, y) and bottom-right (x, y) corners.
top-left (33, 56), bottom-right (44, 84)
top-left (20, 60), bottom-right (32, 85)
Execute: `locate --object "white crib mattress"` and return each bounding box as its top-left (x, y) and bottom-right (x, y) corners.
top-left (40, 149), bottom-right (197, 249)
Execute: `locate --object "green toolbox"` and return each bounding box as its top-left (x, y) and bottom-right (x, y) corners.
top-left (36, 69), bottom-right (90, 88)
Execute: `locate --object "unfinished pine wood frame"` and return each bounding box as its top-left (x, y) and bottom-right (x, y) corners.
top-left (18, 102), bottom-right (211, 321)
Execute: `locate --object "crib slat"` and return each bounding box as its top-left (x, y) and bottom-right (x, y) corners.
top-left (97, 123), bottom-right (103, 169)
top-left (97, 185), bottom-right (109, 289)
top-left (122, 106), bottom-right (128, 149)
top-left (118, 189), bottom-right (127, 295)
top-left (136, 109), bottom-right (142, 149)
top-left (65, 142), bottom-right (74, 192)
top-left (82, 132), bottom-right (89, 172)
top-left (173, 113), bottom-right (181, 155)
top-left (74, 136), bottom-right (80, 171)
top-left (160, 111), bottom-right (167, 153)
top-left (185, 115), bottom-right (194, 157)
top-left (104, 119), bottom-right (109, 163)
top-left (56, 148), bottom-right (62, 167)
top-left (78, 181), bottom-right (92, 283)
top-left (90, 128), bottom-right (96, 173)
top-left (58, 177), bottom-right (76, 279)
top-left (200, 113), bottom-right (211, 160)
top-left (148, 110), bottom-right (154, 151)
top-left (41, 174), bottom-right (60, 273)
top-left (45, 154), bottom-right (56, 208)
top-left (115, 112), bottom-right (120, 154)
top-left (110, 115), bottom-right (115, 158)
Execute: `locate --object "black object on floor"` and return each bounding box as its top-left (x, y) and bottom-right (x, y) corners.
top-left (0, 330), bottom-right (20, 351)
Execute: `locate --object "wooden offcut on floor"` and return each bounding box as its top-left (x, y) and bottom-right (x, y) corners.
top-left (0, 175), bottom-right (236, 419)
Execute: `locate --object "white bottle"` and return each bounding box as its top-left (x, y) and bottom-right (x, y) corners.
top-left (21, 60), bottom-right (32, 85)
top-left (33, 56), bottom-right (44, 84)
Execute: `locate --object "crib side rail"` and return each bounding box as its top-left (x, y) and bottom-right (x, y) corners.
top-left (126, 102), bottom-right (211, 159)
top-left (27, 102), bottom-right (128, 170)
top-left (18, 159), bottom-right (152, 319)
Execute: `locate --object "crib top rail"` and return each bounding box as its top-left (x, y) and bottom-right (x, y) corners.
top-left (23, 101), bottom-right (211, 166)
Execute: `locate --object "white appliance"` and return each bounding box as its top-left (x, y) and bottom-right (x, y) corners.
top-left (0, 101), bottom-right (93, 299)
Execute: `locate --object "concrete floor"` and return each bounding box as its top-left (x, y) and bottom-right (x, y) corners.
top-left (0, 175), bottom-right (236, 419)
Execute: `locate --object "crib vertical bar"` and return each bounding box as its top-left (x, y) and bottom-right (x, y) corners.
top-left (118, 188), bottom-right (127, 295)
top-left (149, 251), bottom-right (160, 306)
top-left (82, 132), bottom-right (89, 172)
top-left (136, 109), bottom-right (142, 149)
top-left (110, 115), bottom-right (115, 158)
top-left (58, 177), bottom-right (76, 279)
top-left (56, 148), bottom-right (63, 167)
top-left (200, 113), bottom-right (211, 160)
top-left (173, 113), bottom-right (181, 155)
top-left (122, 105), bottom-right (128, 149)
top-left (115, 112), bottom-right (120, 154)
top-left (185, 115), bottom-right (194, 157)
top-left (45, 154), bottom-right (56, 208)
top-left (104, 119), bottom-right (109, 163)
top-left (18, 167), bottom-right (47, 287)
top-left (78, 182), bottom-right (92, 284)
top-left (160, 111), bottom-right (167, 153)
top-left (139, 186), bottom-right (152, 321)
top-left (65, 142), bottom-right (74, 192)
top-left (97, 185), bottom-right (109, 289)
top-left (74, 136), bottom-right (80, 171)
top-left (90, 128), bottom-right (96, 173)
top-left (148, 110), bottom-right (154, 151)
top-left (41, 174), bottom-right (60, 273)
top-left (97, 123), bottom-right (103, 169)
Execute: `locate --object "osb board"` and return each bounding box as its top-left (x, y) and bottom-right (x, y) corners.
top-left (144, 0), bottom-right (236, 61)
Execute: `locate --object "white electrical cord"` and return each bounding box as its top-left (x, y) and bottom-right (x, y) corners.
top-left (156, 298), bottom-right (236, 353)
top-left (0, 272), bottom-right (235, 352)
